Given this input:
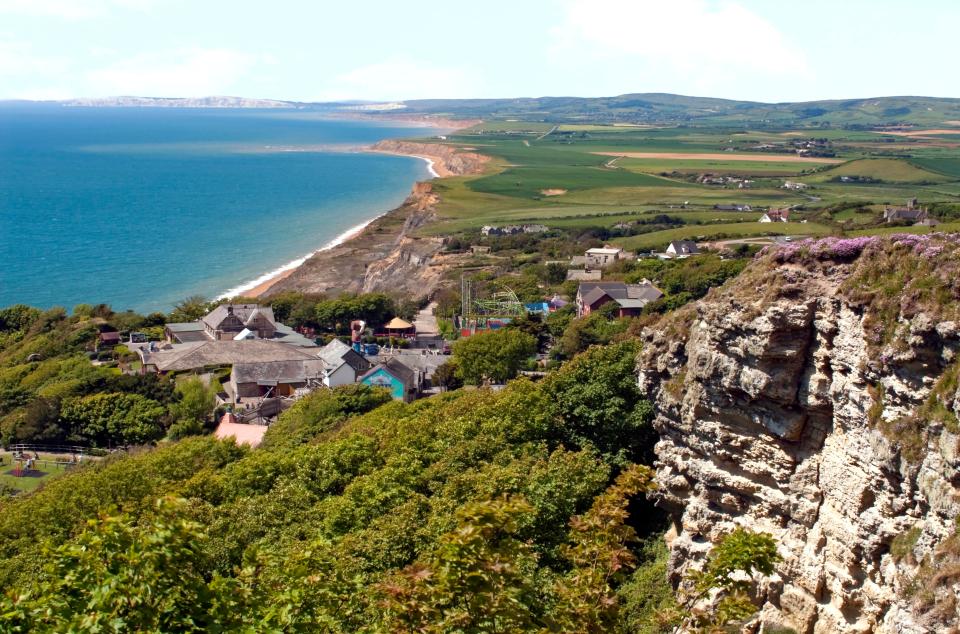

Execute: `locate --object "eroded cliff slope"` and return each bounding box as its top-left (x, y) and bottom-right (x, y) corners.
top-left (639, 235), bottom-right (960, 633)
top-left (266, 143), bottom-right (487, 298)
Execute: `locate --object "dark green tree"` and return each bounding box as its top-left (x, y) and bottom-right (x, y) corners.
top-left (453, 329), bottom-right (537, 385)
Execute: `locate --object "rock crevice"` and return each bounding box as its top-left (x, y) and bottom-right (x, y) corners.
top-left (639, 253), bottom-right (960, 633)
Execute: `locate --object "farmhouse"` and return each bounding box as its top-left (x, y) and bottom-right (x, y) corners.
top-left (714, 204), bottom-right (752, 212)
top-left (203, 304), bottom-right (276, 340)
top-left (576, 280), bottom-right (663, 318)
top-left (759, 209), bottom-right (790, 223)
top-left (782, 181), bottom-right (809, 190)
top-left (665, 240), bottom-right (700, 258)
top-left (884, 198), bottom-right (929, 224)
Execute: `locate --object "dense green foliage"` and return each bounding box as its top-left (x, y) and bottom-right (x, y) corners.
top-left (0, 345), bottom-right (671, 631)
top-left (266, 291), bottom-right (416, 333)
top-left (453, 329), bottom-right (537, 384)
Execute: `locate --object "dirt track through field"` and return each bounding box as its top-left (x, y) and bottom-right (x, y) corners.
top-left (592, 151), bottom-right (843, 164)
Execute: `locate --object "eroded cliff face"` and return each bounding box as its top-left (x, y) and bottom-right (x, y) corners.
top-left (638, 237), bottom-right (960, 633)
top-left (266, 142), bottom-right (488, 299)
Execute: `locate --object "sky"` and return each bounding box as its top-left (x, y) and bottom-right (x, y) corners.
top-left (1, 0), bottom-right (958, 103)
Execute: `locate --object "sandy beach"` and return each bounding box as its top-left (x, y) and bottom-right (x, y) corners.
top-left (220, 215), bottom-right (386, 299)
top-left (219, 123), bottom-right (483, 300)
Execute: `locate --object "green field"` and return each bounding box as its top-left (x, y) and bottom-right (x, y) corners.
top-left (808, 158), bottom-right (948, 183)
top-left (911, 157), bottom-right (960, 179)
top-left (617, 156), bottom-right (821, 176)
top-left (403, 120), bottom-right (960, 237)
top-left (611, 222), bottom-right (833, 251)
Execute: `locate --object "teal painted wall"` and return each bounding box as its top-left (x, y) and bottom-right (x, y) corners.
top-left (361, 368), bottom-right (405, 400)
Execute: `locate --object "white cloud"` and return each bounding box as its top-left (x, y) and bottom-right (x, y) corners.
top-left (0, 0), bottom-right (157, 19)
top-left (85, 48), bottom-right (263, 97)
top-left (321, 58), bottom-right (476, 101)
top-left (551, 0), bottom-right (811, 97)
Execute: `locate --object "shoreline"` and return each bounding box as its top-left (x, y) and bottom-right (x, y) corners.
top-left (218, 116), bottom-right (481, 301)
top-left (219, 154), bottom-right (441, 300)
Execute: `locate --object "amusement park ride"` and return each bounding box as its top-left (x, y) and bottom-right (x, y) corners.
top-left (458, 276), bottom-right (526, 337)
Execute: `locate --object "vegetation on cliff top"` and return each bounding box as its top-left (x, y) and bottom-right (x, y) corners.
top-left (0, 342), bottom-right (683, 631)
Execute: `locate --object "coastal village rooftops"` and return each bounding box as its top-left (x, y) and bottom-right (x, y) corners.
top-left (202, 304), bottom-right (276, 331)
top-left (318, 339), bottom-right (371, 374)
top-left (585, 247), bottom-right (623, 256)
top-left (361, 357), bottom-right (417, 387)
top-left (142, 339), bottom-right (318, 372)
top-left (576, 280), bottom-right (664, 317)
top-left (232, 359), bottom-right (328, 386)
top-left (566, 269), bottom-right (602, 282)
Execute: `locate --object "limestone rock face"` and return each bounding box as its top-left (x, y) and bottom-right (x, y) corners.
top-left (638, 260), bottom-right (960, 633)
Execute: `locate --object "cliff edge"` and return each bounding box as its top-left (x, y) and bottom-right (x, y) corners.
top-left (638, 235), bottom-right (960, 633)
top-left (265, 142), bottom-right (487, 298)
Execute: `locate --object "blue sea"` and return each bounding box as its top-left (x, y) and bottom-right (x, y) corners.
top-left (0, 105), bottom-right (432, 313)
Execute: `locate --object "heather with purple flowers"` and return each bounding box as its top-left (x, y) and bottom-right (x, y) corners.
top-left (768, 236), bottom-right (878, 264)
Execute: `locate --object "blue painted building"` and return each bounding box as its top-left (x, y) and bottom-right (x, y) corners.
top-left (359, 358), bottom-right (418, 402)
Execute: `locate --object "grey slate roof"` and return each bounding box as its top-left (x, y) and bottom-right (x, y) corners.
top-left (317, 339), bottom-right (373, 374)
top-left (273, 323), bottom-right (317, 347)
top-left (202, 304), bottom-right (276, 331)
top-left (143, 340), bottom-right (317, 372)
top-left (232, 359), bottom-right (327, 384)
top-left (166, 322), bottom-right (204, 333)
top-left (362, 357), bottom-right (416, 388)
top-left (668, 240), bottom-right (700, 255)
top-left (579, 281), bottom-right (664, 309)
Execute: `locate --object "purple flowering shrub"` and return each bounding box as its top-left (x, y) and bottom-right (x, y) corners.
top-left (760, 236), bottom-right (879, 264)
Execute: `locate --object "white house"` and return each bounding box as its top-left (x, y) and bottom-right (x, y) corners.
top-left (585, 246), bottom-right (625, 268)
top-left (665, 240), bottom-right (700, 258)
top-left (317, 339), bottom-right (372, 388)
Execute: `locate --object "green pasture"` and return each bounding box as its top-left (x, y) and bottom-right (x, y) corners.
top-left (911, 157), bottom-right (960, 179)
top-left (611, 221), bottom-right (832, 251)
top-left (831, 208), bottom-right (879, 225)
top-left (807, 158), bottom-right (949, 183)
top-left (415, 120), bottom-right (960, 236)
top-left (616, 156), bottom-right (822, 176)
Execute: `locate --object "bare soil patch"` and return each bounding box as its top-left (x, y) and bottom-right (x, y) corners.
top-left (592, 151), bottom-right (843, 164)
top-left (540, 189), bottom-right (567, 196)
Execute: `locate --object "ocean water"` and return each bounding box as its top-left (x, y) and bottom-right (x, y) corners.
top-left (0, 105), bottom-right (431, 313)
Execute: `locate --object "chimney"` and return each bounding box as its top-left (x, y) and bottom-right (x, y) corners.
top-left (226, 306), bottom-right (233, 315)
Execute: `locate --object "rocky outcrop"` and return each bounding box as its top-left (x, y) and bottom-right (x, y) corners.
top-left (638, 236), bottom-right (960, 633)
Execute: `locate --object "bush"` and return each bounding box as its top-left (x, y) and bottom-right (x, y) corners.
top-left (453, 329), bottom-right (537, 385)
